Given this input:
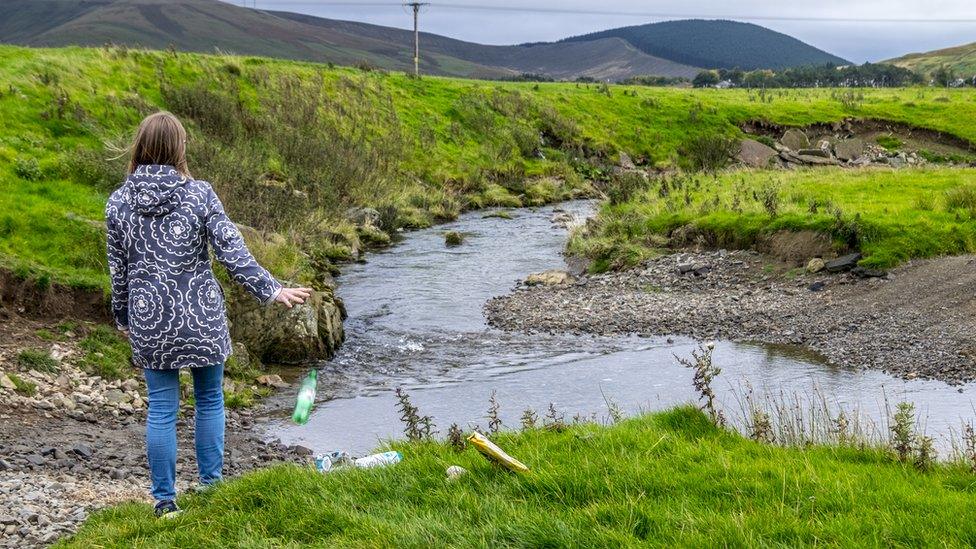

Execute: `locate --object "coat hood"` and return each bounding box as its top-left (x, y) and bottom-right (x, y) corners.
top-left (121, 165), bottom-right (189, 216)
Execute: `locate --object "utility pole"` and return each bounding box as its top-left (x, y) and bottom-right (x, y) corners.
top-left (405, 2), bottom-right (429, 77)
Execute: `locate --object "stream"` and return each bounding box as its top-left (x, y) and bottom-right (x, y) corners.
top-left (267, 201), bottom-right (976, 456)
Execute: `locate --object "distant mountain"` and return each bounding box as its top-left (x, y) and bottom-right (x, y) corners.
top-left (561, 19), bottom-right (849, 71)
top-left (271, 12), bottom-right (700, 80)
top-left (0, 1), bottom-right (846, 80)
top-left (884, 42), bottom-right (976, 78)
top-left (0, 0), bottom-right (512, 79)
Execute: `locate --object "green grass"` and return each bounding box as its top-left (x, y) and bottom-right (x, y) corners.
top-left (573, 167), bottom-right (976, 270)
top-left (16, 348), bottom-right (59, 373)
top-left (876, 135), bottom-right (905, 150)
top-left (77, 324), bottom-right (133, 380)
top-left (8, 373), bottom-right (37, 397)
top-left (60, 407), bottom-right (976, 547)
top-left (4, 45), bottom-right (976, 290)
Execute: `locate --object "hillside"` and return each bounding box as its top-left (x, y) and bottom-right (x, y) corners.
top-left (562, 19), bottom-right (849, 70)
top-left (885, 42), bottom-right (976, 79)
top-left (5, 44), bottom-right (976, 294)
top-left (0, 0), bottom-right (512, 79)
top-left (1, 1), bottom-right (850, 80)
top-left (273, 12), bottom-right (701, 80)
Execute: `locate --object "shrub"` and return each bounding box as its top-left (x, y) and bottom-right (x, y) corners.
top-left (890, 402), bottom-right (916, 463)
top-left (606, 171), bottom-right (649, 205)
top-left (395, 387), bottom-right (434, 441)
top-left (444, 231), bottom-right (464, 246)
top-left (487, 391), bottom-right (502, 434)
top-left (680, 134), bottom-right (737, 172)
top-left (447, 424), bottom-right (466, 452)
top-left (675, 343), bottom-right (725, 427)
top-left (14, 157), bottom-right (41, 180)
top-left (758, 182), bottom-right (780, 217)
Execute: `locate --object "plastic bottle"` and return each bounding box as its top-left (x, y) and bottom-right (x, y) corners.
top-left (354, 451), bottom-right (402, 469)
top-left (292, 370), bottom-right (318, 425)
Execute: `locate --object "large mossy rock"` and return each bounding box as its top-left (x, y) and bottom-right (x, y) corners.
top-left (225, 283), bottom-right (346, 364)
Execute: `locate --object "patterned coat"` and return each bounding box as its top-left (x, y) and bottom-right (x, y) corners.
top-left (105, 165), bottom-right (282, 370)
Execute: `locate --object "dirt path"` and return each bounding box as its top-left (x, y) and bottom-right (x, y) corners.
top-left (486, 250), bottom-right (976, 385)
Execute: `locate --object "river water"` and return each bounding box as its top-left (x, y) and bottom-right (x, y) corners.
top-left (268, 201), bottom-right (976, 456)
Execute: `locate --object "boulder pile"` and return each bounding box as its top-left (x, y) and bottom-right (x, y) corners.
top-left (738, 124), bottom-right (926, 169)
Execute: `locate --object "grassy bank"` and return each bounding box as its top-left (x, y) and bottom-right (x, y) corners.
top-left (572, 167), bottom-right (976, 270)
top-left (60, 407), bottom-right (976, 547)
top-left (4, 45), bottom-right (976, 290)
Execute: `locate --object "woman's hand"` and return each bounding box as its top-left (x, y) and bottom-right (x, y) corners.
top-left (275, 287), bottom-right (313, 308)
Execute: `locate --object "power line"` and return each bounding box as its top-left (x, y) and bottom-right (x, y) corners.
top-left (249, 1), bottom-right (976, 24)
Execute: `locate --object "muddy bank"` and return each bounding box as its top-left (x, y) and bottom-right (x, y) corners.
top-left (0, 315), bottom-right (310, 548)
top-left (486, 250), bottom-right (976, 386)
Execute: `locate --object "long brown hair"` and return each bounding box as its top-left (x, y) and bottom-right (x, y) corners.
top-left (128, 112), bottom-right (191, 177)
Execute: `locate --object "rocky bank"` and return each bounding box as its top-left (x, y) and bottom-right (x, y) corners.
top-left (486, 250), bottom-right (976, 385)
top-left (0, 314), bottom-right (314, 548)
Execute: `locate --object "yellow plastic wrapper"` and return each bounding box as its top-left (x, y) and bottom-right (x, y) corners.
top-left (467, 431), bottom-right (530, 473)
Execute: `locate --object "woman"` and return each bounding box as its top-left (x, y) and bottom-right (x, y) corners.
top-left (105, 112), bottom-right (311, 518)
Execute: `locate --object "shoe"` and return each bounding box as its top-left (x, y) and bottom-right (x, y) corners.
top-left (154, 500), bottom-right (182, 519)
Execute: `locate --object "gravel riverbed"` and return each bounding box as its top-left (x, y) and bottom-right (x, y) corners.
top-left (486, 250), bottom-right (976, 386)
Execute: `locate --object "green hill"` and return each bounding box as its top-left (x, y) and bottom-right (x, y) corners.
top-left (3, 1), bottom-right (858, 81)
top-left (885, 42), bottom-right (976, 79)
top-left (562, 19), bottom-right (850, 70)
top-left (4, 44), bottom-right (976, 292)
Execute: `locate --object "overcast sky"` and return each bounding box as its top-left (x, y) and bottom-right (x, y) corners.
top-left (243, 0), bottom-right (976, 62)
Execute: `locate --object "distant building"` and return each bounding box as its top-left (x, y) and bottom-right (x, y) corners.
top-left (715, 80), bottom-right (734, 89)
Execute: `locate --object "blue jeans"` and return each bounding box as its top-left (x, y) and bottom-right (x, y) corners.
top-left (143, 364), bottom-right (225, 503)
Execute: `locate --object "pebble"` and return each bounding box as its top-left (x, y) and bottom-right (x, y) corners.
top-left (0, 348), bottom-right (306, 548)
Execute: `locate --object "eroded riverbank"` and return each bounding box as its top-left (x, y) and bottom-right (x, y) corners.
top-left (486, 249), bottom-right (976, 385)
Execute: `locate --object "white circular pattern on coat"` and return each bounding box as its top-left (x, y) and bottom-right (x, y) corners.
top-left (183, 271), bottom-right (226, 338)
top-left (157, 337), bottom-right (225, 369)
top-left (126, 263), bottom-right (181, 347)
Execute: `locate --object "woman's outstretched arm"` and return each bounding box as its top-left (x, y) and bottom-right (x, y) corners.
top-left (203, 185), bottom-right (310, 307)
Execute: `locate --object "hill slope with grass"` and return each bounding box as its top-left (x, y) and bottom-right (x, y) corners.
top-left (570, 168), bottom-right (976, 272)
top-left (885, 42), bottom-right (976, 79)
top-left (4, 44), bottom-right (976, 294)
top-left (561, 19), bottom-right (849, 71)
top-left (58, 408), bottom-right (976, 547)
